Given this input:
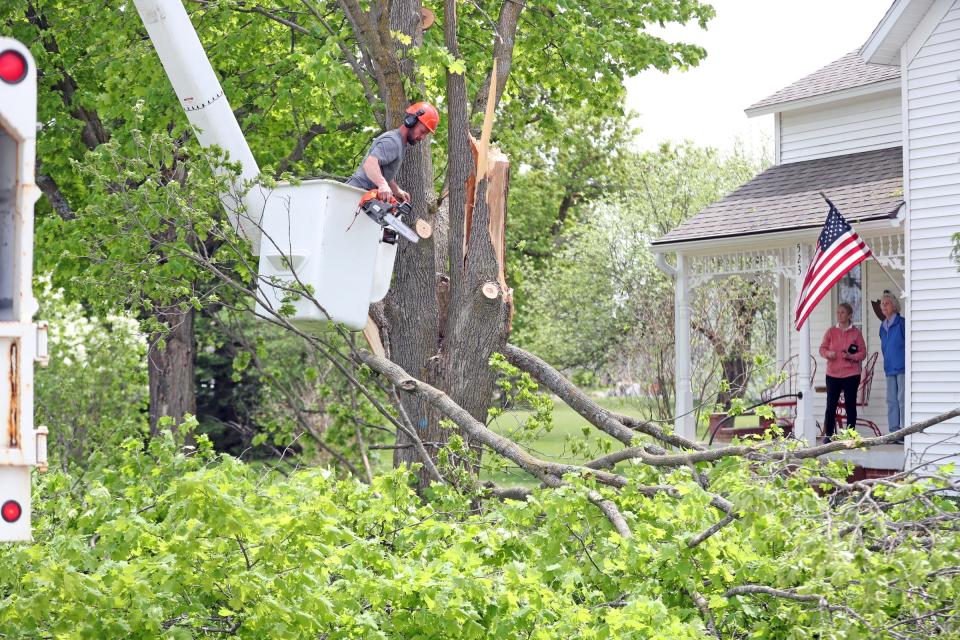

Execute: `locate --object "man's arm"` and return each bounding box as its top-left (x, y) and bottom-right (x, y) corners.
top-left (362, 155), bottom-right (393, 201)
top-left (387, 179), bottom-right (410, 203)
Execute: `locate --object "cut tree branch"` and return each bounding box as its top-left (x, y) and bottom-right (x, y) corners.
top-left (724, 584), bottom-right (895, 638)
top-left (687, 512), bottom-right (739, 548)
top-left (688, 590), bottom-right (720, 639)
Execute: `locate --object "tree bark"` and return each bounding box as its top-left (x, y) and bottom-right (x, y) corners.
top-left (148, 304), bottom-right (197, 439)
top-left (326, 0), bottom-right (518, 485)
top-left (444, 142), bottom-right (512, 452)
top-left (383, 0), bottom-right (443, 482)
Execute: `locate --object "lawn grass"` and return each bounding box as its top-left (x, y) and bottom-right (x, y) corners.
top-left (481, 396), bottom-right (654, 488)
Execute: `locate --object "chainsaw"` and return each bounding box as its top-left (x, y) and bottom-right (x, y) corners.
top-left (358, 190), bottom-right (420, 244)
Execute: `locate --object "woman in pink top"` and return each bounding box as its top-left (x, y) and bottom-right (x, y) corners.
top-left (819, 302), bottom-right (867, 441)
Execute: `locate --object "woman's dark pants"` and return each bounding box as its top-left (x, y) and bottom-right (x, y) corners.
top-left (823, 374), bottom-right (861, 439)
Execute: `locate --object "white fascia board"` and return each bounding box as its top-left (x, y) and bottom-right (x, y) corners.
top-left (744, 79), bottom-right (901, 118)
top-left (650, 216), bottom-right (903, 256)
top-left (860, 0), bottom-right (913, 66)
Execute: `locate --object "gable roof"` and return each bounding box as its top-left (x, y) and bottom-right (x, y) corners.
top-left (861, 0), bottom-right (938, 65)
top-left (745, 51), bottom-right (900, 116)
top-left (652, 147), bottom-right (903, 247)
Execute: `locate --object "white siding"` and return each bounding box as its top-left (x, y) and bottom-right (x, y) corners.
top-left (780, 91), bottom-right (902, 164)
top-left (905, 0), bottom-right (960, 472)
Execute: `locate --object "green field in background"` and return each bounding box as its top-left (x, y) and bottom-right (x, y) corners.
top-left (482, 396), bottom-right (654, 487)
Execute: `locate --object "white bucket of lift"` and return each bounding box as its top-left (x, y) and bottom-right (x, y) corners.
top-left (369, 241), bottom-right (398, 303)
top-left (255, 179), bottom-right (397, 331)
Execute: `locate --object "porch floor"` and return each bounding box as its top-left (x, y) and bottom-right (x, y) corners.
top-left (700, 438), bottom-right (904, 472)
top-left (825, 443), bottom-right (904, 471)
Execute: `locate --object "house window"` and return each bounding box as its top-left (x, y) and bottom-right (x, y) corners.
top-left (837, 264), bottom-right (863, 327)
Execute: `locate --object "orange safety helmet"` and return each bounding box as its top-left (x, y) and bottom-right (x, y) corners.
top-left (404, 101), bottom-right (440, 133)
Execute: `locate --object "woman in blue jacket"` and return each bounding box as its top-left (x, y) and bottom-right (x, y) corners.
top-left (879, 291), bottom-right (905, 441)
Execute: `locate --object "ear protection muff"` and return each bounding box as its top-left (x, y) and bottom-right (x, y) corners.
top-left (403, 108), bottom-right (425, 128)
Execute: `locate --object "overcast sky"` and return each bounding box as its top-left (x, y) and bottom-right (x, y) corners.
top-left (626, 0), bottom-right (895, 155)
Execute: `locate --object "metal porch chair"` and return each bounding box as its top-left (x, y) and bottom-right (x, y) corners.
top-left (759, 355), bottom-right (818, 435)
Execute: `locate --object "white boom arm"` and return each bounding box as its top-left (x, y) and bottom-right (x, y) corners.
top-left (134, 0), bottom-right (265, 253)
top-left (134, 0), bottom-right (404, 329)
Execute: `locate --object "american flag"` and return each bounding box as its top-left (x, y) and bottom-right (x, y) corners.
top-left (794, 200), bottom-right (872, 330)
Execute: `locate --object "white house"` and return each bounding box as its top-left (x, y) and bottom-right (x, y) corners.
top-left (653, 0), bottom-right (960, 475)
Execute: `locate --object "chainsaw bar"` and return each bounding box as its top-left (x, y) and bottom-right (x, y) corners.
top-left (383, 213), bottom-right (420, 243)
top-left (358, 191), bottom-right (421, 244)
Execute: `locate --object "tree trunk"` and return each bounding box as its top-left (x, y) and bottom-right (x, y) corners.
top-left (384, 0), bottom-right (443, 482)
top-left (717, 355), bottom-right (748, 409)
top-left (337, 0), bottom-right (517, 486)
top-left (148, 304), bottom-right (196, 439)
top-left (442, 143), bottom-right (512, 468)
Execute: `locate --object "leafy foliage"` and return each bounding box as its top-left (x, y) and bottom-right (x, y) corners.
top-left (514, 142), bottom-right (771, 419)
top-left (193, 309), bottom-right (395, 477)
top-left (34, 283), bottom-right (149, 470)
top-left (3, 434), bottom-right (960, 638)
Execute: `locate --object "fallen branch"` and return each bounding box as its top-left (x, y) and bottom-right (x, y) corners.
top-left (501, 344), bottom-right (642, 446)
top-left (687, 589), bottom-right (720, 639)
top-left (770, 407), bottom-right (960, 460)
top-left (356, 350), bottom-right (627, 484)
top-left (504, 346), bottom-right (960, 470)
top-left (356, 348), bottom-right (636, 534)
top-left (589, 491), bottom-right (632, 538)
top-left (687, 513), bottom-right (738, 548)
top-left (724, 584), bottom-right (897, 639)
top-left (485, 484), bottom-right (532, 501)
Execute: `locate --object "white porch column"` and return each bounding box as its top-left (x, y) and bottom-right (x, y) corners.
top-left (675, 254), bottom-right (696, 440)
top-left (795, 244), bottom-right (816, 445)
top-left (797, 318), bottom-right (817, 444)
top-left (775, 273), bottom-right (787, 367)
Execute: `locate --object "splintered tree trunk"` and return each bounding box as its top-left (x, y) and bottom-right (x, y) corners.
top-left (389, 137), bottom-right (512, 482)
top-left (366, 0), bottom-right (514, 486)
top-left (443, 141), bottom-right (512, 466)
top-left (148, 304), bottom-right (196, 438)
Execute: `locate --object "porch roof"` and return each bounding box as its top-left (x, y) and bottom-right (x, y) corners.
top-left (652, 147), bottom-right (903, 248)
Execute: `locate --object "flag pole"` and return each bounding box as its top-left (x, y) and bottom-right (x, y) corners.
top-left (818, 190), bottom-right (905, 296)
top-left (873, 259), bottom-right (906, 295)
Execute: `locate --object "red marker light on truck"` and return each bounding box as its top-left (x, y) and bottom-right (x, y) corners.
top-left (1, 500), bottom-right (22, 523)
top-left (0, 50), bottom-right (27, 84)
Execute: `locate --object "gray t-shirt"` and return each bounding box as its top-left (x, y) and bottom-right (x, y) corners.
top-left (346, 129), bottom-right (405, 190)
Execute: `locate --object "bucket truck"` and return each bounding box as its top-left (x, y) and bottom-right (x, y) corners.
top-left (134, 0), bottom-right (414, 330)
top-left (0, 38), bottom-right (49, 542)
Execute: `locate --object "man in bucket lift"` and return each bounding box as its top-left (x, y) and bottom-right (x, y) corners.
top-left (346, 102), bottom-right (440, 201)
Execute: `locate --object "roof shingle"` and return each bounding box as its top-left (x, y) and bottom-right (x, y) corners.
top-left (652, 147), bottom-right (903, 246)
top-left (747, 51), bottom-right (900, 112)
